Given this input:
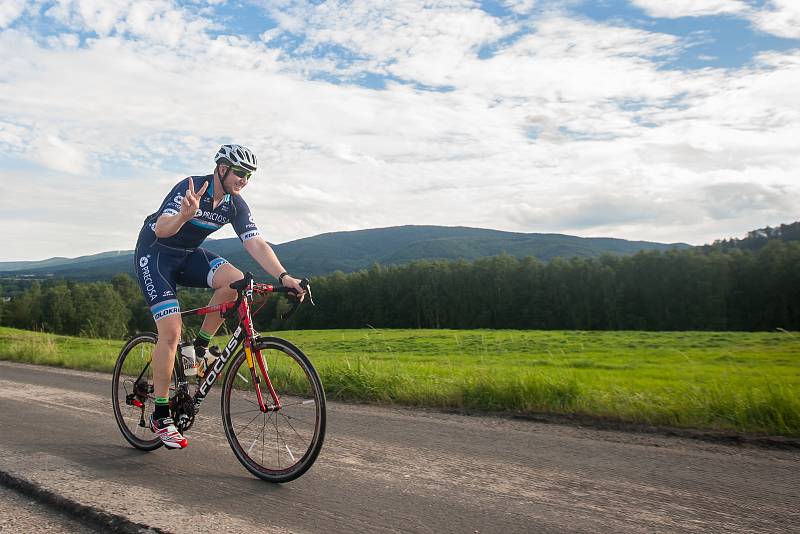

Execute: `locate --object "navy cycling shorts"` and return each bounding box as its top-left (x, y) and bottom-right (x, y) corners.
top-left (134, 245), bottom-right (229, 321)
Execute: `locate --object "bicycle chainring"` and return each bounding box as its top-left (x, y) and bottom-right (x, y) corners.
top-left (171, 387), bottom-right (196, 432)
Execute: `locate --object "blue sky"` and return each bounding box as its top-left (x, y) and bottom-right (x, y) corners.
top-left (1, 0), bottom-right (799, 260)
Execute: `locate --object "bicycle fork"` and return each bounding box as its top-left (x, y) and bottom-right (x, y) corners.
top-left (244, 342), bottom-right (282, 413)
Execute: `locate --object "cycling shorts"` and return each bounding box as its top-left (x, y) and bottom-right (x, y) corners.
top-left (134, 244), bottom-right (229, 321)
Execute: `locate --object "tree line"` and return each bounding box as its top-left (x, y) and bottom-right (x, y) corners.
top-left (1, 238), bottom-right (797, 338)
top-left (282, 240), bottom-right (799, 331)
top-left (0, 275), bottom-right (212, 339)
top-left (702, 221), bottom-right (800, 252)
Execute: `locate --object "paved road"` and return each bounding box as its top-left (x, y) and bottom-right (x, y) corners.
top-left (0, 485), bottom-right (98, 533)
top-left (0, 360), bottom-right (798, 533)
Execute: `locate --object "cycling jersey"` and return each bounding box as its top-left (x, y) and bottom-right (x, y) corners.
top-left (138, 175), bottom-right (260, 249)
top-left (134, 175), bottom-right (260, 321)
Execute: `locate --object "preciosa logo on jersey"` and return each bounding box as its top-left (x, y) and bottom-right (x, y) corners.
top-left (196, 210), bottom-right (228, 224)
top-left (173, 195), bottom-right (183, 204)
top-left (139, 256), bottom-right (149, 267)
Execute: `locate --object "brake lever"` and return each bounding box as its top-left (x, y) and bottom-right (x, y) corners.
top-left (300, 278), bottom-right (315, 306)
top-left (280, 278), bottom-right (313, 320)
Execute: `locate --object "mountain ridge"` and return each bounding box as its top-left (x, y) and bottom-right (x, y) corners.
top-left (0, 225), bottom-right (689, 281)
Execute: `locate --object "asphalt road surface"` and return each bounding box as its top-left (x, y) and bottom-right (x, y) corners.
top-left (0, 485), bottom-right (98, 533)
top-left (0, 360), bottom-right (798, 533)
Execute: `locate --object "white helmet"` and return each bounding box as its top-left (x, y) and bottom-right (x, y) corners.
top-left (214, 144), bottom-right (258, 172)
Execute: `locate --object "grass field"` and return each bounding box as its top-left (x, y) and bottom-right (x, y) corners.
top-left (1, 326), bottom-right (798, 436)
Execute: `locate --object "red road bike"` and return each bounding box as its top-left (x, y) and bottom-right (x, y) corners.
top-left (111, 273), bottom-right (326, 483)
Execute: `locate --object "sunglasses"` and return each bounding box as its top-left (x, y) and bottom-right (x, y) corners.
top-left (230, 167), bottom-right (252, 180)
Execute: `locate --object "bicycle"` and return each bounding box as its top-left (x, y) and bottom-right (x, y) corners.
top-left (111, 272), bottom-right (326, 483)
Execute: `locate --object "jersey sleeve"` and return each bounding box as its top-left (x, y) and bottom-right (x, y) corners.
top-left (231, 196), bottom-right (261, 242)
top-left (156, 177), bottom-right (195, 218)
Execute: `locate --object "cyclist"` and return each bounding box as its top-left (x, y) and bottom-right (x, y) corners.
top-left (134, 144), bottom-right (305, 449)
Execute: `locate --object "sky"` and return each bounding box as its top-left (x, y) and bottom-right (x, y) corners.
top-left (1, 0), bottom-right (799, 261)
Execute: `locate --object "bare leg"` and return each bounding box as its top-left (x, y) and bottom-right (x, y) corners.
top-left (153, 314), bottom-right (182, 398)
top-left (199, 263), bottom-right (244, 337)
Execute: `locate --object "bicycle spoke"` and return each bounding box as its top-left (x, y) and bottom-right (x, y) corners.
top-left (276, 412), bottom-right (316, 428)
top-left (274, 415), bottom-right (280, 468)
top-left (228, 408), bottom-right (263, 417)
top-left (268, 414), bottom-right (274, 467)
top-left (247, 413), bottom-right (270, 455)
top-left (235, 411), bottom-right (264, 436)
top-left (222, 341), bottom-right (325, 482)
top-left (236, 392), bottom-right (260, 407)
top-left (278, 413), bottom-right (310, 447)
top-left (277, 421), bottom-right (297, 463)
top-left (278, 399), bottom-right (317, 409)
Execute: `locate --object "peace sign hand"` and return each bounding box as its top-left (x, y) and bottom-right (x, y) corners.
top-left (180, 178), bottom-right (209, 220)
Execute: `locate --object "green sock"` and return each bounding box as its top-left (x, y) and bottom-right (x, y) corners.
top-left (154, 396), bottom-right (170, 419)
top-left (194, 329), bottom-right (213, 349)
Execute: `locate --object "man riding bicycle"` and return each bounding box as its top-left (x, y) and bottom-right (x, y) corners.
top-left (134, 144), bottom-right (305, 449)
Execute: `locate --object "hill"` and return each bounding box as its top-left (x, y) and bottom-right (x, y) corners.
top-left (0, 225), bottom-right (688, 282)
top-left (702, 222), bottom-right (800, 253)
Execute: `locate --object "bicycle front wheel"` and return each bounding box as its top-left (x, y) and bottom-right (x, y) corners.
top-left (221, 337), bottom-right (326, 483)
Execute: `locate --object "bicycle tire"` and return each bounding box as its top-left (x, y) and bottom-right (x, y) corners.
top-left (221, 337), bottom-right (326, 483)
top-left (112, 333), bottom-right (177, 451)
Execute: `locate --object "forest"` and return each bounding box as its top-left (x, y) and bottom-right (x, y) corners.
top-left (1, 231), bottom-right (797, 337)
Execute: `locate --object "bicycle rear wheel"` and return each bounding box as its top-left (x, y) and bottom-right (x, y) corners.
top-left (112, 333), bottom-right (177, 451)
top-left (221, 337), bottom-right (326, 483)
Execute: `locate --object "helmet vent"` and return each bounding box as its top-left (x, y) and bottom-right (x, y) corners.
top-left (214, 144), bottom-right (258, 172)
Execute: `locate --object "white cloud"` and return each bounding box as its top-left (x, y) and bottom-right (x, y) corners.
top-left (503, 0), bottom-right (539, 15)
top-left (505, 178), bottom-right (798, 244)
top-left (467, 16), bottom-right (682, 101)
top-left (43, 0), bottom-right (215, 47)
top-left (510, 193), bottom-right (672, 229)
top-left (0, 167), bottom-right (183, 257)
top-left (502, 0), bottom-right (538, 15)
top-left (632, 0), bottom-right (800, 40)
top-left (701, 181), bottom-right (794, 219)
top-left (750, 0), bottom-right (800, 39)
top-left (630, 0), bottom-right (750, 19)
top-left (0, 0), bottom-right (25, 28)
top-left (32, 133), bottom-right (93, 175)
top-left (0, 121), bottom-right (30, 149)
top-left (0, 1), bottom-right (799, 259)
top-left (45, 33), bottom-right (81, 48)
top-left (266, 0), bottom-right (514, 87)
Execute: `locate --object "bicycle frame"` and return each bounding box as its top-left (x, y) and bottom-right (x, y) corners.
top-left (180, 280), bottom-right (283, 413)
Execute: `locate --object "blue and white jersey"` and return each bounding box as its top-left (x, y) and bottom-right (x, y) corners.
top-left (138, 175), bottom-right (260, 250)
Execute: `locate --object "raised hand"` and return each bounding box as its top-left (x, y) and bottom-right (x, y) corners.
top-left (180, 178), bottom-right (209, 220)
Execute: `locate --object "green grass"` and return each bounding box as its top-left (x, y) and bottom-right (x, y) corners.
top-left (1, 326), bottom-right (798, 436)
